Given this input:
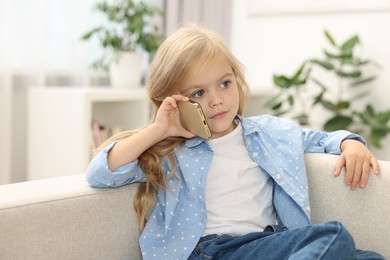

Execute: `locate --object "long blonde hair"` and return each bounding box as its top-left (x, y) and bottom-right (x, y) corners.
top-left (94, 23), bottom-right (250, 230)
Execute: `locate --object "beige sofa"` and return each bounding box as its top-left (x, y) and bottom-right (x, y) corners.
top-left (1, 153), bottom-right (389, 260)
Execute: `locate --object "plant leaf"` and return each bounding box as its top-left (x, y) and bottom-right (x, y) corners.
top-left (321, 100), bottom-right (335, 111)
top-left (324, 115), bottom-right (353, 131)
top-left (370, 130), bottom-right (382, 148)
top-left (291, 62), bottom-right (309, 85)
top-left (271, 102), bottom-right (283, 110)
top-left (377, 110), bottom-right (390, 123)
top-left (324, 30), bottom-right (337, 46)
top-left (273, 75), bottom-right (291, 89)
top-left (324, 50), bottom-right (352, 60)
top-left (310, 59), bottom-right (334, 70)
top-left (370, 127), bottom-right (390, 148)
top-left (336, 101), bottom-right (350, 110)
top-left (313, 91), bottom-right (325, 106)
top-left (352, 59), bottom-right (370, 66)
top-left (366, 105), bottom-right (375, 117)
top-left (350, 76), bottom-right (376, 87)
top-left (293, 63), bottom-right (306, 78)
top-left (288, 95), bottom-right (294, 106)
top-left (350, 91), bottom-right (370, 101)
top-left (81, 27), bottom-right (102, 40)
top-left (341, 35), bottom-right (360, 51)
top-left (336, 70), bottom-right (361, 78)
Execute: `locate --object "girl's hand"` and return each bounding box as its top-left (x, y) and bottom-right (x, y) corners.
top-left (334, 139), bottom-right (380, 190)
top-left (153, 95), bottom-right (195, 139)
top-left (105, 94), bottom-right (194, 171)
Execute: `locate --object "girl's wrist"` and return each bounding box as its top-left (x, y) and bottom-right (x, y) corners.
top-left (148, 122), bottom-right (170, 141)
top-left (340, 139), bottom-right (361, 151)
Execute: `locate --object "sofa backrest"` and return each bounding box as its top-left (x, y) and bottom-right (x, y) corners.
top-left (305, 153), bottom-right (390, 258)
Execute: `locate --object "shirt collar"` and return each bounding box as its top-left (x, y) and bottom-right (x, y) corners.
top-left (185, 136), bottom-right (207, 148)
top-left (237, 115), bottom-right (260, 136)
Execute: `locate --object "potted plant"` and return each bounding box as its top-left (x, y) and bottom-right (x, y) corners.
top-left (267, 29), bottom-right (390, 148)
top-left (82, 0), bottom-right (164, 88)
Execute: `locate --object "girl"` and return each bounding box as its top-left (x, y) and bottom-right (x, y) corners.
top-left (86, 24), bottom-right (384, 259)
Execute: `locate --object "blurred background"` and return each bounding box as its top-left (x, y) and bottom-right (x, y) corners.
top-left (1, 0), bottom-right (390, 184)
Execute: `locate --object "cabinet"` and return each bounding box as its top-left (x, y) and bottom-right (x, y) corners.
top-left (27, 87), bottom-right (150, 180)
top-left (27, 87), bottom-right (273, 180)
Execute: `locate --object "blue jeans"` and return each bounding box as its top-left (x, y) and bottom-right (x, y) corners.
top-left (189, 221), bottom-right (385, 260)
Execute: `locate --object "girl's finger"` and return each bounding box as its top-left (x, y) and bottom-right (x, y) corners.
top-left (371, 157), bottom-right (381, 175)
top-left (344, 156), bottom-right (356, 186)
top-left (350, 162), bottom-right (362, 190)
top-left (359, 161), bottom-right (371, 188)
top-left (171, 94), bottom-right (189, 102)
top-left (334, 155), bottom-right (346, 177)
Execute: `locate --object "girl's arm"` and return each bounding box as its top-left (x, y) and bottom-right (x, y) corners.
top-left (86, 95), bottom-right (195, 187)
top-left (302, 128), bottom-right (380, 190)
top-left (107, 123), bottom-right (167, 171)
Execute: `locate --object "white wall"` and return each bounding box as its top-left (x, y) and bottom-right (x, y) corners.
top-left (0, 0), bottom-right (11, 184)
top-left (230, 0), bottom-right (390, 160)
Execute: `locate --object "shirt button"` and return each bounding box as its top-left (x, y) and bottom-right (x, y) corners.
top-left (253, 151), bottom-right (259, 157)
top-left (306, 206), bottom-right (311, 212)
top-left (275, 173), bottom-right (282, 180)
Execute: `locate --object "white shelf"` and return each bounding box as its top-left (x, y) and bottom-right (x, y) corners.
top-left (27, 87), bottom-right (150, 180)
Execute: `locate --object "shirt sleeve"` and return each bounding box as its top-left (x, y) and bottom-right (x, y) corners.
top-left (85, 142), bottom-right (146, 188)
top-left (301, 128), bottom-right (367, 154)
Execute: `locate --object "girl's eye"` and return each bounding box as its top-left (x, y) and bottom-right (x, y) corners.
top-left (192, 90), bottom-right (205, 98)
top-left (220, 80), bottom-right (231, 89)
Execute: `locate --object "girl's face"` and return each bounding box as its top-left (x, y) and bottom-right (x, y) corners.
top-left (180, 54), bottom-right (240, 139)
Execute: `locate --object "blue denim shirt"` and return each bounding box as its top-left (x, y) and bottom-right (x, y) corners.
top-left (86, 115), bottom-right (365, 260)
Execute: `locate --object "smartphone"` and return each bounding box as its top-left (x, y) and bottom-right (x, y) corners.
top-left (178, 101), bottom-right (212, 139)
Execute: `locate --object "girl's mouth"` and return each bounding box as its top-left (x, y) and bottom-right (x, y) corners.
top-left (210, 111), bottom-right (227, 119)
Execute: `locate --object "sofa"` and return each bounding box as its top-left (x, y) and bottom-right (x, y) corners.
top-left (1, 153), bottom-right (389, 260)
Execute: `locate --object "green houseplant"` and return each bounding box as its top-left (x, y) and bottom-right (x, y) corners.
top-left (81, 0), bottom-right (164, 88)
top-left (267, 29), bottom-right (390, 147)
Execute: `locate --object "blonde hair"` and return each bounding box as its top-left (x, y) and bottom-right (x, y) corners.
top-left (94, 23), bottom-right (250, 230)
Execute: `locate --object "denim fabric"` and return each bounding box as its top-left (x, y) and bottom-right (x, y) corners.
top-left (189, 221), bottom-right (385, 260)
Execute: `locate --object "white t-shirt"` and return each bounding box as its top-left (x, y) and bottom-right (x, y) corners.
top-left (203, 121), bottom-right (276, 236)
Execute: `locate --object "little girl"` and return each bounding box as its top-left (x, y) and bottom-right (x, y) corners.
top-left (86, 24), bottom-right (384, 259)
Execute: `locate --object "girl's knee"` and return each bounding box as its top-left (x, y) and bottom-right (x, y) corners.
top-left (327, 221), bottom-right (352, 237)
top-left (322, 221), bottom-right (355, 250)
top-left (289, 222), bottom-right (356, 259)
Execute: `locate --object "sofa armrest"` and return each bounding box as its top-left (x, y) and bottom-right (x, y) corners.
top-left (0, 175), bottom-right (142, 260)
top-left (305, 153), bottom-right (390, 259)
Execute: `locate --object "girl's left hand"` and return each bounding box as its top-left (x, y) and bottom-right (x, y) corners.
top-left (334, 139), bottom-right (380, 190)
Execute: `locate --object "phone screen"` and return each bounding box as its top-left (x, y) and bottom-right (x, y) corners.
top-left (178, 101), bottom-right (211, 139)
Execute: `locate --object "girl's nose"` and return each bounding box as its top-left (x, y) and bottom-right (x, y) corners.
top-left (209, 94), bottom-right (223, 108)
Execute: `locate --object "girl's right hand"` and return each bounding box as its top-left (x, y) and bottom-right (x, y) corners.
top-left (106, 95), bottom-right (195, 171)
top-left (153, 95), bottom-right (196, 139)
